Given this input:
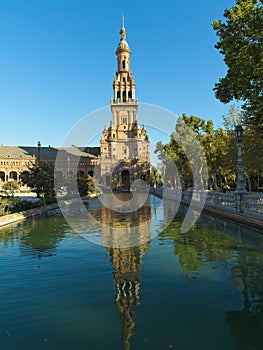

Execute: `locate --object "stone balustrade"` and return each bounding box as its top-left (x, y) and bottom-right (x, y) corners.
top-left (150, 187), bottom-right (263, 216)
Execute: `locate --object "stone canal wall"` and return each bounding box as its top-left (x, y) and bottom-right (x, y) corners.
top-left (0, 202), bottom-right (59, 227)
top-left (151, 187), bottom-right (263, 231)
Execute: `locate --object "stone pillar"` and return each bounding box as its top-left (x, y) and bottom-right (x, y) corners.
top-left (180, 156), bottom-right (185, 191)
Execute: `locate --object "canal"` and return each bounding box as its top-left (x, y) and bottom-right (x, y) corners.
top-left (0, 194), bottom-right (263, 350)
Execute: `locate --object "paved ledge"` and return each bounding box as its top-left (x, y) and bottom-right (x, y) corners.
top-left (0, 202), bottom-right (59, 227)
top-left (179, 199), bottom-right (263, 231)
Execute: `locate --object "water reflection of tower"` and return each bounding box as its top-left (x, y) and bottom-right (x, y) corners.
top-left (92, 193), bottom-right (152, 247)
top-left (106, 244), bottom-right (148, 350)
top-left (94, 193), bottom-right (151, 349)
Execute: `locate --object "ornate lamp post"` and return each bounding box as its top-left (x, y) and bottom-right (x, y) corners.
top-left (37, 141), bottom-right (41, 165)
top-left (67, 156), bottom-right (70, 179)
top-left (180, 155), bottom-right (185, 191)
top-left (235, 124), bottom-right (247, 193)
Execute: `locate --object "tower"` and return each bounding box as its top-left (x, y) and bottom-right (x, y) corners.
top-left (99, 17), bottom-right (150, 191)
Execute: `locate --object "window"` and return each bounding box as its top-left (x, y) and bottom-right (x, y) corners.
top-left (122, 60), bottom-right (125, 69)
top-left (123, 77), bottom-right (125, 82)
top-left (122, 117), bottom-right (127, 124)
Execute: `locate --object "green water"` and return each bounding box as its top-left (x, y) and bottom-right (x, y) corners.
top-left (0, 195), bottom-right (263, 350)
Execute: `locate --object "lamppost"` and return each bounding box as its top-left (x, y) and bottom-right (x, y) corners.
top-left (37, 141), bottom-right (41, 165)
top-left (67, 156), bottom-right (70, 179)
top-left (180, 155), bottom-right (185, 191)
top-left (235, 124), bottom-right (247, 193)
top-left (152, 167), bottom-right (156, 189)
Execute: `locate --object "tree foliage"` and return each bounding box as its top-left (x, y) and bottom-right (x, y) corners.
top-left (0, 197), bottom-right (19, 216)
top-left (212, 0), bottom-right (263, 127)
top-left (155, 110), bottom-right (263, 191)
top-left (2, 181), bottom-right (19, 193)
top-left (20, 163), bottom-right (55, 200)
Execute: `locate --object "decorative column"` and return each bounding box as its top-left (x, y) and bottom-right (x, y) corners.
top-left (180, 156), bottom-right (185, 192)
top-left (235, 124), bottom-right (247, 213)
top-left (235, 125), bottom-right (247, 193)
top-left (37, 141), bottom-right (41, 165)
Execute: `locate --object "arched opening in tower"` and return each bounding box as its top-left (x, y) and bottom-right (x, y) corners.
top-left (88, 170), bottom-right (94, 178)
top-left (122, 91), bottom-right (126, 102)
top-left (121, 170), bottom-right (130, 190)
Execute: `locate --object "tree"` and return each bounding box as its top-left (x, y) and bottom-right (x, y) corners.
top-left (156, 114), bottom-right (215, 189)
top-left (20, 163), bottom-right (55, 200)
top-left (2, 180), bottom-right (19, 194)
top-left (155, 113), bottom-right (246, 190)
top-left (222, 105), bottom-right (263, 190)
top-left (0, 197), bottom-right (19, 216)
top-left (77, 175), bottom-right (88, 196)
top-left (222, 105), bottom-right (243, 132)
top-left (212, 0), bottom-right (263, 128)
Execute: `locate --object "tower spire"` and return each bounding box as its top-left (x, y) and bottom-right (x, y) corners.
top-left (122, 14), bottom-right (125, 29)
top-left (99, 18), bottom-right (150, 190)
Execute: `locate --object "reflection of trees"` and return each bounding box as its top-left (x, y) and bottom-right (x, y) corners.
top-left (0, 214), bottom-right (66, 258)
top-left (159, 218), bottom-right (234, 275)
top-left (160, 206), bottom-right (263, 347)
top-left (19, 215), bottom-right (66, 258)
top-left (106, 244), bottom-right (149, 350)
top-left (226, 252), bottom-right (263, 349)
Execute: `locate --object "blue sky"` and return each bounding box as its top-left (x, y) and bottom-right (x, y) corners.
top-left (0, 0), bottom-right (236, 147)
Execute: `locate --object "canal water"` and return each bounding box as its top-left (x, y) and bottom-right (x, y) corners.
top-left (0, 195), bottom-right (263, 350)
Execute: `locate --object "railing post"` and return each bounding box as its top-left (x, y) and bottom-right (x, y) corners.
top-left (235, 193), bottom-right (239, 212)
top-left (235, 192), bottom-right (248, 213)
top-left (215, 192), bottom-right (219, 206)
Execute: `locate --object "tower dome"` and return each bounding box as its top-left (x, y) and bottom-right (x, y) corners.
top-left (116, 16), bottom-right (131, 54)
